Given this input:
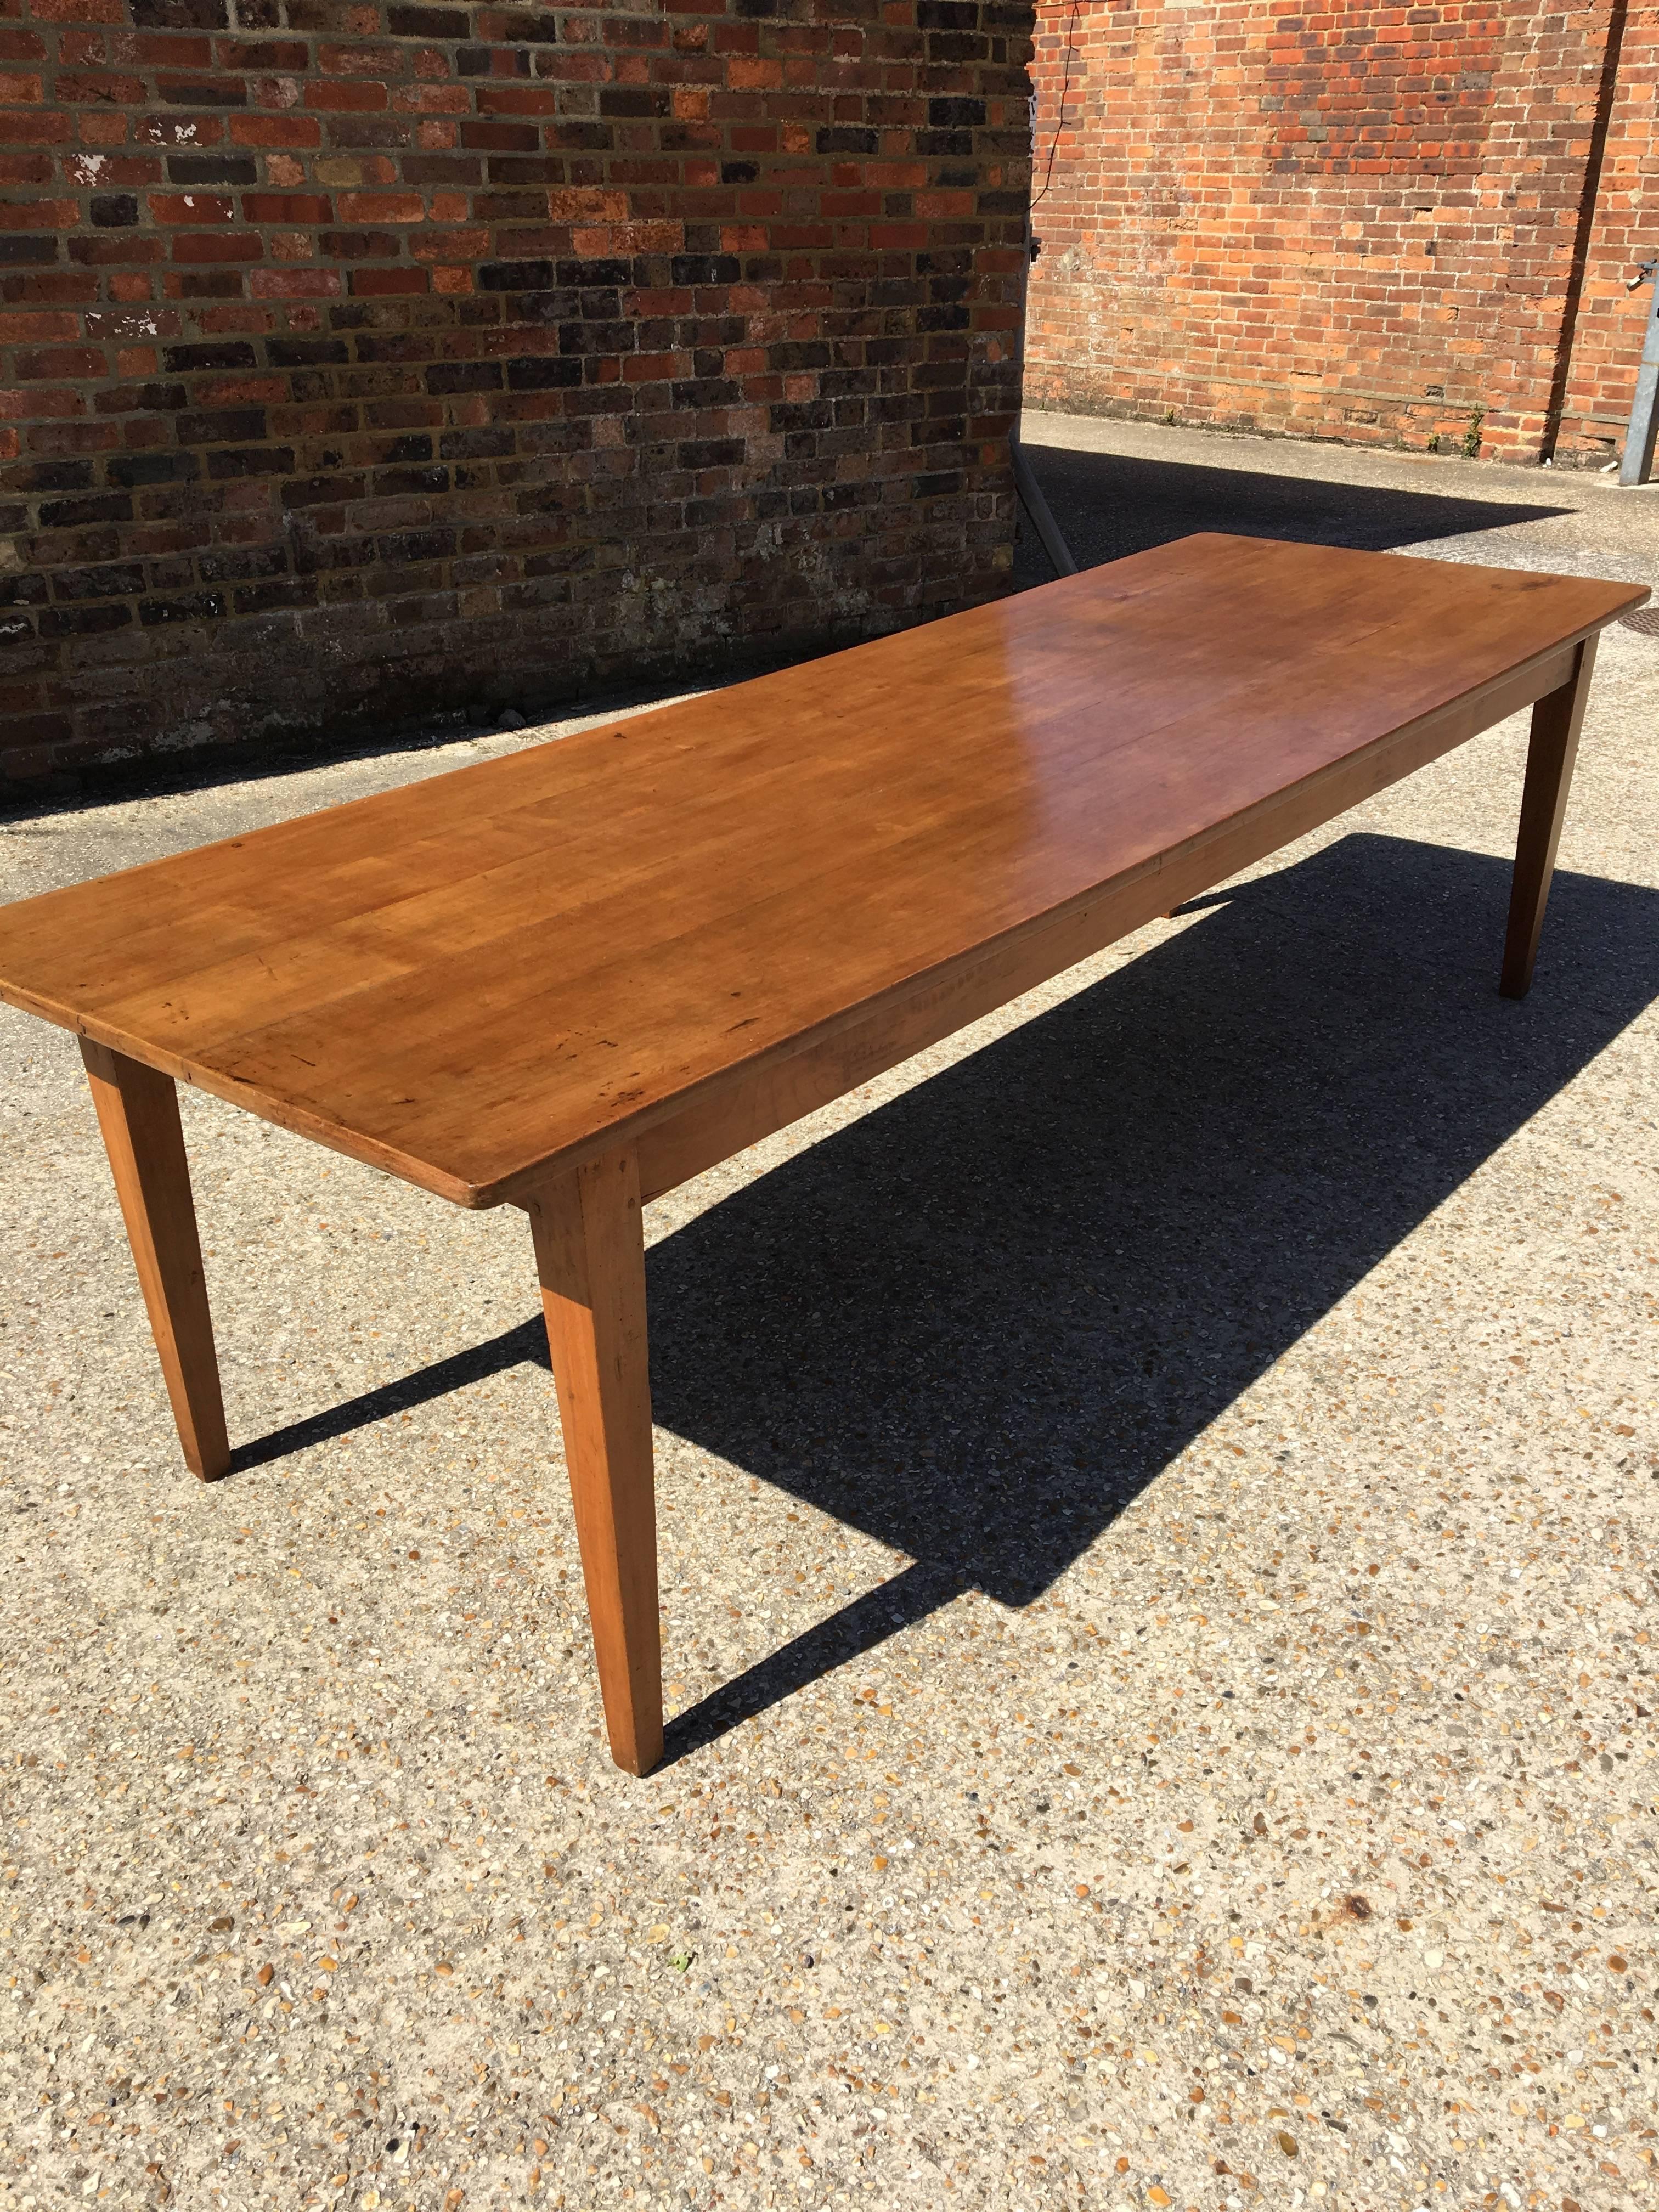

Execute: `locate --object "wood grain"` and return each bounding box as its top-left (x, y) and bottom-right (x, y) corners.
top-left (528, 1151), bottom-right (663, 1776)
top-left (635, 637), bottom-right (1583, 1201)
top-left (80, 1040), bottom-right (230, 1481)
top-left (0, 538), bottom-right (1642, 1211)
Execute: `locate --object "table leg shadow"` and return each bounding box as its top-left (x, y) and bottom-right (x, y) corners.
top-left (644, 829), bottom-right (1659, 1757)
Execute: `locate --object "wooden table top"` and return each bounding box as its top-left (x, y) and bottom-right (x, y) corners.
top-left (0, 534), bottom-right (1641, 1208)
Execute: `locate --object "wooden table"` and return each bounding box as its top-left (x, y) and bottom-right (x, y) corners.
top-left (0, 534), bottom-right (1643, 1774)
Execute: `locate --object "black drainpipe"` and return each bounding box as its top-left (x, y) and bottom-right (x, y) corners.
top-left (1540, 0), bottom-right (1628, 462)
top-left (1011, 220), bottom-right (1079, 575)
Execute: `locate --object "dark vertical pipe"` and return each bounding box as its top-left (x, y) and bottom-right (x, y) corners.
top-left (1012, 217), bottom-right (1080, 578)
top-left (1540, 0), bottom-right (1628, 462)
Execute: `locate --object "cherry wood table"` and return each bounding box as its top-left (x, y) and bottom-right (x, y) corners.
top-left (0, 534), bottom-right (1643, 1773)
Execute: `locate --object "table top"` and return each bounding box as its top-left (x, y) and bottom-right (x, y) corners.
top-left (0, 534), bottom-right (1641, 1207)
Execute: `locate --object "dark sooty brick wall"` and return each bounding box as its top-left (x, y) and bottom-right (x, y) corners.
top-left (0, 0), bottom-right (1032, 783)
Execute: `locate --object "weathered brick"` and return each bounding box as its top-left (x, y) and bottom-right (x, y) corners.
top-left (158, 75), bottom-right (246, 104)
top-left (3, 0), bottom-right (1026, 781)
top-left (38, 492), bottom-right (133, 526)
top-left (166, 155), bottom-right (258, 184)
top-left (206, 444), bottom-right (296, 476)
top-left (386, 5), bottom-right (466, 35)
top-left (51, 561), bottom-right (146, 600)
top-left (139, 590), bottom-right (226, 622)
top-left (281, 473), bottom-right (366, 507)
top-left (38, 602), bottom-right (132, 635)
top-left (106, 450), bottom-right (201, 486)
top-left (174, 407), bottom-right (267, 442)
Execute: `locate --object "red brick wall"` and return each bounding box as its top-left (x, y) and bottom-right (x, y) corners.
top-left (1555, 3), bottom-right (1659, 464)
top-left (0, 0), bottom-right (1032, 786)
top-left (1024, 0), bottom-right (1634, 466)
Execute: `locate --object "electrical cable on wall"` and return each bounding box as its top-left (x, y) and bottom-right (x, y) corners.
top-left (1031, 0), bottom-right (1084, 211)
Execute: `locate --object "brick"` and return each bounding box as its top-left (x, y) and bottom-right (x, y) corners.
top-left (281, 473), bottom-right (366, 507)
top-left (232, 577), bottom-right (320, 618)
top-left (386, 5), bottom-right (466, 35)
top-left (350, 266), bottom-right (428, 294)
top-left (161, 340), bottom-right (258, 371)
top-left (5, 460), bottom-right (92, 493)
top-left (249, 268), bottom-right (342, 296)
top-left (505, 354), bottom-right (580, 390)
top-left (106, 450), bottom-right (201, 485)
top-left (170, 230), bottom-right (263, 263)
top-left (50, 560), bottom-right (145, 599)
top-left (139, 590), bottom-right (225, 620)
top-left (306, 80), bottom-right (388, 112)
top-left (205, 443), bottom-right (295, 476)
top-left (130, 0), bottom-right (228, 25)
top-left (158, 76), bottom-right (247, 105)
top-left (197, 544), bottom-right (287, 581)
top-left (38, 491), bottom-right (132, 524)
top-left (174, 406), bottom-right (266, 442)
top-left (167, 154), bottom-right (258, 183)
top-left (242, 192), bottom-right (334, 223)
top-left (148, 191), bottom-right (237, 224)
top-left (38, 601), bottom-right (131, 634)
top-left (1, 313), bottom-right (81, 343)
top-left (16, 347), bottom-right (106, 379)
top-left (266, 337), bottom-right (348, 366)
top-left (425, 360), bottom-right (500, 393)
top-left (70, 235), bottom-right (166, 268)
top-left (336, 190), bottom-right (425, 221)
top-left (230, 115), bottom-right (324, 147)
top-left (1, 199), bottom-right (78, 233)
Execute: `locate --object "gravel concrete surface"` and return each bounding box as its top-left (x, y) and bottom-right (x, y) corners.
top-left (2, 417), bottom-right (1657, 2212)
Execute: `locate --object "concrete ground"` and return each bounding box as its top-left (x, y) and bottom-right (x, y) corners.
top-left (1, 415), bottom-right (1656, 2212)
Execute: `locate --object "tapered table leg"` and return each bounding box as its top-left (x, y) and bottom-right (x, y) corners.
top-left (1501, 639), bottom-right (1597, 1000)
top-left (80, 1040), bottom-right (229, 1481)
top-left (529, 1148), bottom-right (663, 1777)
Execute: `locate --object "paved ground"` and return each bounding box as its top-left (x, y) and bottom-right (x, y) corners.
top-left (1, 416), bottom-right (1656, 2212)
top-left (1014, 414), bottom-right (1659, 590)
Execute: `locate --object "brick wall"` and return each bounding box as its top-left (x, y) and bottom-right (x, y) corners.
top-left (1024, 0), bottom-right (1650, 467)
top-left (0, 0), bottom-right (1031, 786)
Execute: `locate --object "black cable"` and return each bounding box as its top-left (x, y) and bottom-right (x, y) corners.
top-left (1031, 0), bottom-right (1084, 211)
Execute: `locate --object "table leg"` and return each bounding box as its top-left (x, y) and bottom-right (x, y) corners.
top-left (1501, 638), bottom-right (1597, 1000)
top-left (80, 1040), bottom-right (230, 1481)
top-left (528, 1147), bottom-right (664, 1776)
